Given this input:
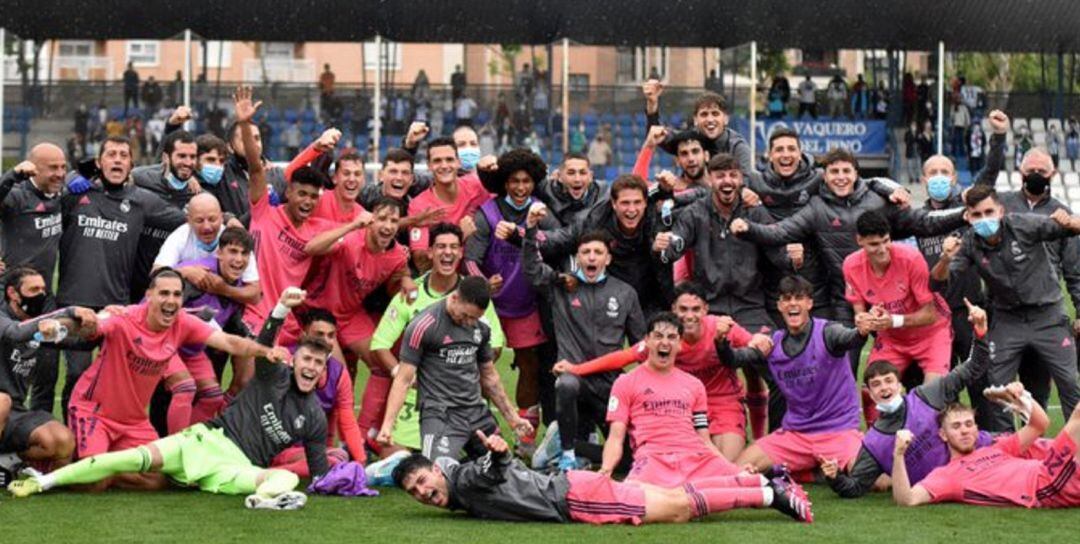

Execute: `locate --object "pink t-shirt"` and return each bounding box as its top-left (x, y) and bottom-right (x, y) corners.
top-left (918, 434), bottom-right (1042, 508)
top-left (313, 190), bottom-right (365, 225)
top-left (306, 229), bottom-right (408, 319)
top-left (619, 317), bottom-right (751, 403)
top-left (407, 173), bottom-right (491, 251)
top-left (71, 305), bottom-right (214, 424)
top-left (843, 243), bottom-right (950, 345)
top-left (607, 364), bottom-right (712, 457)
top-left (246, 192), bottom-right (335, 325)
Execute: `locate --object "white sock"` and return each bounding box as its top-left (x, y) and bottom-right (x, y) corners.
top-left (762, 486), bottom-right (774, 506)
top-left (38, 473), bottom-right (57, 491)
top-left (561, 450), bottom-right (575, 459)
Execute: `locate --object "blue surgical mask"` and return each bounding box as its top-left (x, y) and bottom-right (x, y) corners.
top-left (926, 175), bottom-right (952, 202)
top-left (166, 172), bottom-right (188, 191)
top-left (876, 395), bottom-right (904, 414)
top-left (504, 195), bottom-right (532, 211)
top-left (200, 164), bottom-right (224, 186)
top-left (574, 267), bottom-right (606, 284)
top-left (972, 217), bottom-right (1001, 239)
top-left (458, 147), bottom-right (481, 171)
top-left (196, 237), bottom-right (219, 253)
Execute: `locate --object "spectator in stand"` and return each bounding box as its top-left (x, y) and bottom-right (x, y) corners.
top-left (1066, 118), bottom-right (1080, 161)
top-left (826, 75), bottom-right (848, 118)
top-left (950, 102), bottom-right (971, 161)
top-left (968, 123), bottom-right (986, 174)
top-left (587, 134), bottom-right (612, 176)
top-left (1047, 124), bottom-right (1062, 167)
top-left (284, 121), bottom-right (302, 159)
top-left (902, 73), bottom-right (917, 125)
top-left (959, 77), bottom-right (982, 117)
top-left (74, 104), bottom-right (89, 141)
top-left (412, 69), bottom-right (431, 107)
top-left (916, 77), bottom-right (932, 125)
top-left (141, 77), bottom-right (163, 117)
top-left (319, 63), bottom-right (336, 113)
top-left (797, 75), bottom-right (818, 119)
top-left (570, 123), bottom-right (587, 154)
top-left (904, 122), bottom-right (921, 184)
top-left (917, 120), bottom-right (935, 168)
top-left (123, 62), bottom-right (140, 117)
top-left (451, 64), bottom-right (467, 101)
top-left (767, 79), bottom-right (787, 119)
top-left (1015, 126), bottom-right (1033, 170)
top-left (873, 82), bottom-right (889, 120)
top-left (705, 69), bottom-right (723, 95)
top-left (455, 93), bottom-right (478, 128)
top-left (171, 71), bottom-right (183, 108)
top-left (773, 72), bottom-right (791, 105)
top-left (850, 74), bottom-right (870, 119)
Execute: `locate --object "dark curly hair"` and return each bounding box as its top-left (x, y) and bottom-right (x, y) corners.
top-left (480, 148), bottom-right (547, 196)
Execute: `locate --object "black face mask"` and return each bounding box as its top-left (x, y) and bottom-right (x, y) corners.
top-left (18, 291), bottom-right (47, 317)
top-left (1023, 172), bottom-right (1051, 196)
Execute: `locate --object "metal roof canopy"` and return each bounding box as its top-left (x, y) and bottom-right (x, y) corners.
top-left (3, 0), bottom-right (1080, 53)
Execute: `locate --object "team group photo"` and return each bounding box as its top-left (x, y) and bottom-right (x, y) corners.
top-left (2, 1), bottom-right (1080, 542)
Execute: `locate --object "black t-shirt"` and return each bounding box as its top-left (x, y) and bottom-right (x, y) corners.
top-left (0, 174), bottom-right (63, 278)
top-left (130, 166), bottom-right (194, 301)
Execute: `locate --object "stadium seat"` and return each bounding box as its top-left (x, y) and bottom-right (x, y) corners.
top-left (1047, 118), bottom-right (1064, 133)
top-left (1033, 132), bottom-right (1046, 146)
top-left (604, 166), bottom-right (619, 180)
top-left (1066, 186), bottom-right (1080, 201)
top-left (1012, 117), bottom-right (1028, 132)
top-left (1030, 118), bottom-right (1046, 133)
top-left (994, 171), bottom-right (1008, 185)
top-left (1060, 159), bottom-right (1074, 173)
top-left (1066, 172), bottom-right (1080, 187)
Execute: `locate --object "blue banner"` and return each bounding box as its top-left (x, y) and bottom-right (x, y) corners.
top-left (732, 118), bottom-right (889, 156)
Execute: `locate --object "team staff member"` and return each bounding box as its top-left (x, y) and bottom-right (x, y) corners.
top-left (932, 185), bottom-right (1080, 432)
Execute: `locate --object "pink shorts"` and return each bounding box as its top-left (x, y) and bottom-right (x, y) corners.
top-left (565, 470), bottom-right (647, 525)
top-left (755, 428), bottom-right (863, 472)
top-left (869, 324), bottom-right (952, 376)
top-left (500, 311), bottom-right (547, 349)
top-left (280, 309), bottom-right (377, 350)
top-left (68, 402), bottom-right (159, 460)
top-left (626, 451), bottom-right (740, 488)
top-left (1034, 432), bottom-right (1080, 508)
top-left (178, 351), bottom-right (217, 382)
top-left (708, 400), bottom-right (747, 438)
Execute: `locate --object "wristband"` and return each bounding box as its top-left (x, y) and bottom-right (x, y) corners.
top-left (271, 303), bottom-right (290, 320)
top-left (891, 315), bottom-right (905, 329)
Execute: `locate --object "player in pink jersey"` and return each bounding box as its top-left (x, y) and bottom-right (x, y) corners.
top-left (600, 312), bottom-right (741, 488)
top-left (67, 268), bottom-right (287, 491)
top-left (554, 283), bottom-right (761, 461)
top-left (283, 129), bottom-right (370, 225)
top-left (844, 210), bottom-right (952, 386)
top-left (407, 137), bottom-right (492, 272)
top-left (893, 384), bottom-right (1080, 509)
top-left (230, 87), bottom-right (348, 331)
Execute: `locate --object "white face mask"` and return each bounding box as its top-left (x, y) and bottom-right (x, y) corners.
top-left (876, 394), bottom-right (904, 414)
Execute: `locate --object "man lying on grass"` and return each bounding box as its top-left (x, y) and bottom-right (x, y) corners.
top-left (892, 382), bottom-right (1080, 508)
top-left (8, 287), bottom-right (330, 510)
top-left (391, 313), bottom-right (814, 525)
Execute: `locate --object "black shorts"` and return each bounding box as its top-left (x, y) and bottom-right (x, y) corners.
top-left (0, 407), bottom-right (54, 454)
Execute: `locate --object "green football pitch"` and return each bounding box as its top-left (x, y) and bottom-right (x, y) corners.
top-left (3, 341), bottom-right (1076, 543)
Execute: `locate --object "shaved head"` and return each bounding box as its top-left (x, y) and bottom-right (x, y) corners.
top-left (28, 142), bottom-right (68, 194)
top-left (187, 192), bottom-right (222, 217)
top-left (921, 154), bottom-right (956, 180)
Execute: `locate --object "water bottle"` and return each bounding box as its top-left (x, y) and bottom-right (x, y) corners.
top-left (29, 324), bottom-right (68, 349)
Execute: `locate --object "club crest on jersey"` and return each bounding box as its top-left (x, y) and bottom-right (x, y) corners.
top-left (606, 297), bottom-right (619, 317)
top-left (294, 415), bottom-right (305, 429)
top-left (1010, 241), bottom-right (1023, 256)
top-left (607, 396), bottom-right (619, 412)
top-left (797, 190), bottom-right (809, 205)
top-left (120, 199), bottom-right (131, 213)
top-left (411, 228), bottom-right (422, 241)
top-left (473, 328), bottom-right (482, 343)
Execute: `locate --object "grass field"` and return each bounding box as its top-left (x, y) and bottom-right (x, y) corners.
top-left (4, 337), bottom-right (1076, 543)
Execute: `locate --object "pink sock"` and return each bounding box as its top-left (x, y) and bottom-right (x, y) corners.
top-left (191, 387), bottom-right (225, 423)
top-left (358, 374), bottom-right (392, 433)
top-left (745, 391), bottom-right (769, 440)
top-left (167, 379), bottom-right (197, 434)
top-left (684, 483), bottom-right (765, 517)
top-left (691, 474), bottom-right (765, 489)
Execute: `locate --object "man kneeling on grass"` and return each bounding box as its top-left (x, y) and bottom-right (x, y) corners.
top-left (8, 288), bottom-right (331, 510)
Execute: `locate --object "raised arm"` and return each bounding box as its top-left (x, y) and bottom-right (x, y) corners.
top-left (731, 202), bottom-right (817, 246)
top-left (920, 300), bottom-right (989, 409)
top-left (233, 86), bottom-right (266, 205)
top-left (303, 212), bottom-right (373, 256)
top-left (984, 382), bottom-right (1049, 452)
top-left (972, 110), bottom-right (1010, 188)
top-left (284, 129), bottom-right (340, 182)
top-left (823, 322), bottom-right (870, 356)
top-left (891, 430), bottom-right (932, 506)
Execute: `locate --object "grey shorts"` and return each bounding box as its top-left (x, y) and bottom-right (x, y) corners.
top-left (419, 404), bottom-right (499, 462)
